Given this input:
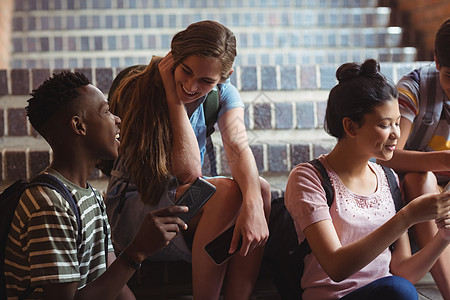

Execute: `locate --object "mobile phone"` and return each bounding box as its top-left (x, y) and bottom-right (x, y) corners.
top-left (205, 224), bottom-right (243, 265)
top-left (172, 177), bottom-right (216, 223)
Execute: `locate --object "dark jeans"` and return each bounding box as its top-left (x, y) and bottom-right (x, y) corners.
top-left (340, 276), bottom-right (418, 300)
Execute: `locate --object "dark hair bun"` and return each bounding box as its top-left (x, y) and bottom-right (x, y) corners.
top-left (336, 59), bottom-right (381, 83)
top-left (360, 59), bottom-right (380, 76)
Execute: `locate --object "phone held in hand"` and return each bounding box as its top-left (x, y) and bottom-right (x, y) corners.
top-left (205, 224), bottom-right (243, 265)
top-left (172, 177), bottom-right (216, 223)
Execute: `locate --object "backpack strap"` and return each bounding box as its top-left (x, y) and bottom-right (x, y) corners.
top-left (203, 88), bottom-right (220, 137)
top-left (380, 165), bottom-right (403, 213)
top-left (308, 158), bottom-right (334, 207)
top-left (406, 64), bottom-right (444, 151)
top-left (9, 174), bottom-right (79, 299)
top-left (203, 88), bottom-right (221, 176)
top-left (380, 165), bottom-right (404, 251)
top-left (297, 159), bottom-right (335, 256)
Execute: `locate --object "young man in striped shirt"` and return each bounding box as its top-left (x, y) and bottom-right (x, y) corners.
top-left (3, 71), bottom-right (188, 299)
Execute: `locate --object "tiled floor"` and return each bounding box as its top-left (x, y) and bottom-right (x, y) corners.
top-left (416, 273), bottom-right (444, 300)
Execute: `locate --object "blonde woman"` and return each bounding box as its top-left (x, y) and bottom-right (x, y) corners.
top-left (105, 20), bottom-right (271, 300)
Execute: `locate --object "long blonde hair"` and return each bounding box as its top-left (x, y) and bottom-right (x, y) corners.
top-left (111, 20), bottom-right (236, 205)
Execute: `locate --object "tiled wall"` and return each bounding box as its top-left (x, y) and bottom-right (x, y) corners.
top-left (9, 0), bottom-right (417, 69)
top-left (0, 61), bottom-right (428, 183)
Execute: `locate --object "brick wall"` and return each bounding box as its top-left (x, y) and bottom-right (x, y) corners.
top-left (390, 0), bottom-right (450, 60)
top-left (0, 0), bottom-right (13, 68)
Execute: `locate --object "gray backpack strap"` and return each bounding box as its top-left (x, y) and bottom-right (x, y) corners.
top-left (406, 64), bottom-right (444, 151)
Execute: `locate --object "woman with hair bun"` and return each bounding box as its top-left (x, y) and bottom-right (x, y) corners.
top-left (105, 20), bottom-right (271, 299)
top-left (285, 59), bottom-right (450, 299)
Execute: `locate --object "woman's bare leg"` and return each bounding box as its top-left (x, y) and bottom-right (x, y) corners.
top-left (403, 172), bottom-right (450, 299)
top-left (189, 177), bottom-right (271, 300)
top-left (222, 177), bottom-right (271, 300)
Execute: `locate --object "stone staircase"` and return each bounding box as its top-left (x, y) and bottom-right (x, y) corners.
top-left (3, 0), bottom-right (423, 190)
top-left (0, 0), bottom-right (443, 299)
top-left (9, 0), bottom-right (416, 69)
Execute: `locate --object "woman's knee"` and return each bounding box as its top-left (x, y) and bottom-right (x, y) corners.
top-left (259, 177), bottom-right (272, 218)
top-left (372, 276), bottom-right (418, 300)
top-left (207, 177), bottom-right (242, 206)
top-left (403, 171), bottom-right (439, 201)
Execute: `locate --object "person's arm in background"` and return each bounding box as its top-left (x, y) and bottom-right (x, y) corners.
top-left (159, 52), bottom-right (202, 183)
top-left (377, 70), bottom-right (450, 172)
top-left (379, 116), bottom-right (450, 173)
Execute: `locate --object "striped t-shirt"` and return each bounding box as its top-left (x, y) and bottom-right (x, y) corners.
top-left (397, 66), bottom-right (450, 182)
top-left (397, 66), bottom-right (450, 153)
top-left (4, 168), bottom-right (113, 299)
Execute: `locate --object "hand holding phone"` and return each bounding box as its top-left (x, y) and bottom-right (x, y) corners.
top-left (172, 177), bottom-right (216, 223)
top-left (205, 224), bottom-right (243, 265)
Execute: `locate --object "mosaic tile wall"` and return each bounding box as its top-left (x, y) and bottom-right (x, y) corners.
top-left (0, 61), bottom-right (428, 182)
top-left (10, 0), bottom-right (416, 69)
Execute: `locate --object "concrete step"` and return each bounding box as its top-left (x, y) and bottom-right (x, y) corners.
top-left (11, 46), bottom-right (418, 68)
top-left (11, 26), bottom-right (404, 51)
top-left (9, 0), bottom-right (417, 68)
top-left (12, 0), bottom-right (381, 11)
top-left (11, 7), bottom-right (393, 31)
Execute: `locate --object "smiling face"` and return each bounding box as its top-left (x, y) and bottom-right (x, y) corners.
top-left (353, 98), bottom-right (401, 161)
top-left (173, 55), bottom-right (223, 104)
top-left (79, 84), bottom-right (121, 160)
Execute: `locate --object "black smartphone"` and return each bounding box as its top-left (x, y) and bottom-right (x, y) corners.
top-left (205, 224), bottom-right (243, 265)
top-left (172, 177), bottom-right (216, 223)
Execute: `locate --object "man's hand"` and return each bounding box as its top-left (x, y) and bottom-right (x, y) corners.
top-left (130, 206), bottom-right (188, 261)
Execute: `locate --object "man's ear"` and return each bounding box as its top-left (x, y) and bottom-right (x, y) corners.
top-left (435, 53), bottom-right (441, 71)
top-left (71, 116), bottom-right (87, 136)
top-left (342, 117), bottom-right (359, 138)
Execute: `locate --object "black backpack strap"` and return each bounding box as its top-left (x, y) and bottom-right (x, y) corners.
top-left (203, 88), bottom-right (220, 176)
top-left (12, 174), bottom-right (78, 299)
top-left (203, 88), bottom-right (220, 137)
top-left (380, 165), bottom-right (403, 213)
top-left (380, 165), bottom-right (404, 252)
top-left (264, 159), bottom-right (335, 299)
top-left (308, 158), bottom-right (334, 207)
top-left (300, 158), bottom-right (335, 257)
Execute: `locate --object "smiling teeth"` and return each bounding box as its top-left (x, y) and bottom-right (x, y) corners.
top-left (182, 85), bottom-right (195, 95)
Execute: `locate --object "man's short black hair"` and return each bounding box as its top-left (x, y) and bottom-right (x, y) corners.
top-left (435, 18), bottom-right (450, 67)
top-left (26, 71), bottom-right (91, 132)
